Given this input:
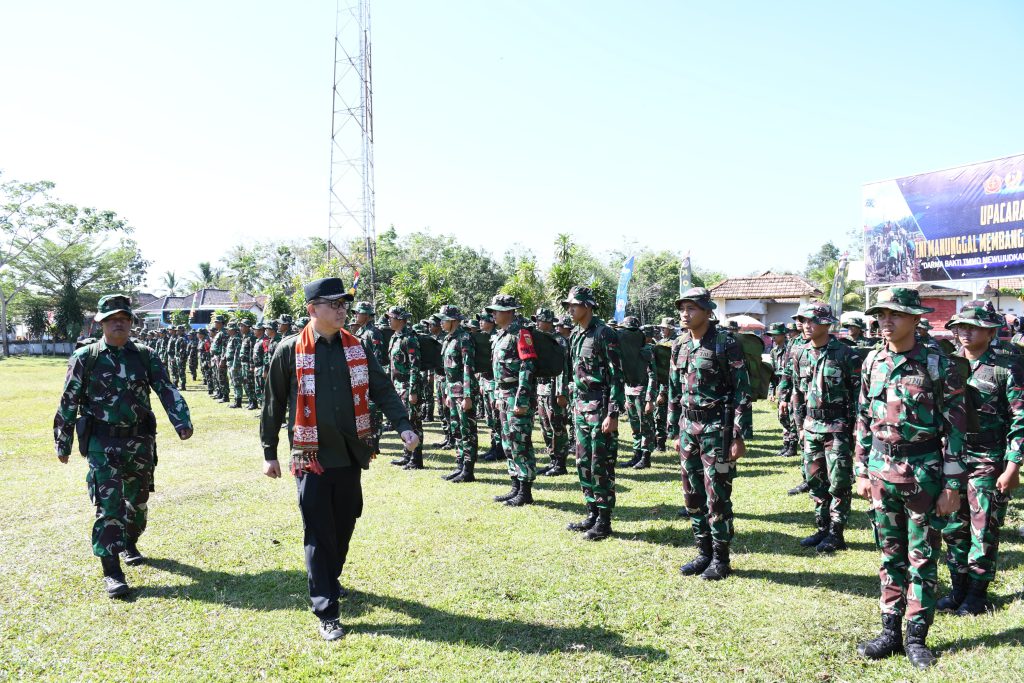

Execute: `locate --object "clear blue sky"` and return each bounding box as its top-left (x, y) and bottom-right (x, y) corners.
top-left (2, 1), bottom-right (1022, 291)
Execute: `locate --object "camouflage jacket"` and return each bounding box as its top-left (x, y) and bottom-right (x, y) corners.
top-left (565, 317), bottom-right (624, 415)
top-left (854, 342), bottom-right (967, 490)
top-left (667, 322), bottom-right (753, 440)
top-left (265, 333), bottom-right (282, 369)
top-left (356, 323), bottom-right (387, 368)
top-left (441, 327), bottom-right (477, 399)
top-left (252, 335), bottom-right (266, 370)
top-left (53, 339), bottom-right (192, 457)
top-left (211, 329), bottom-right (227, 359)
top-left (388, 326), bottom-right (422, 395)
top-left (226, 334), bottom-right (242, 368)
top-left (958, 347), bottom-right (1024, 465)
top-left (657, 332), bottom-right (679, 398)
top-left (775, 337), bottom-right (807, 400)
top-left (186, 337), bottom-right (198, 361)
top-left (491, 319), bottom-right (537, 410)
top-left (791, 336), bottom-right (862, 434)
top-left (625, 342), bottom-right (657, 402)
top-left (240, 332), bottom-right (255, 368)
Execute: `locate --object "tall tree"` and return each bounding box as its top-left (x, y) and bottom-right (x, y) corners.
top-left (188, 261), bottom-right (224, 290)
top-left (161, 271), bottom-right (180, 296)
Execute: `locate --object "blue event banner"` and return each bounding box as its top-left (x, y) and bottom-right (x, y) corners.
top-left (863, 153), bottom-right (1024, 285)
top-left (614, 256), bottom-right (635, 322)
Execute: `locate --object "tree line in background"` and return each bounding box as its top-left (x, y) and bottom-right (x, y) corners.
top-left (2, 173), bottom-right (861, 354)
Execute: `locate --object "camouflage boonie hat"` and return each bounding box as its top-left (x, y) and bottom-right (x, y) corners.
top-left (376, 315), bottom-right (389, 326)
top-left (412, 322), bottom-right (427, 334)
top-left (386, 306), bottom-right (412, 320)
top-left (351, 301), bottom-right (375, 316)
top-left (558, 316), bottom-right (573, 328)
top-left (297, 316), bottom-right (310, 326)
top-left (239, 319), bottom-right (251, 327)
top-left (262, 320), bottom-right (277, 330)
top-left (486, 294), bottom-right (522, 312)
top-left (213, 314), bottom-right (228, 323)
top-left (621, 316), bottom-right (641, 330)
top-left (793, 302), bottom-right (838, 325)
top-left (438, 304), bottom-right (465, 321)
top-left (945, 302), bottom-right (1003, 329)
top-left (532, 307), bottom-right (557, 323)
top-left (94, 294), bottom-right (134, 322)
top-left (659, 316), bottom-right (677, 328)
top-left (466, 319), bottom-right (480, 330)
top-left (785, 322), bottom-right (800, 333)
top-left (561, 286), bottom-right (597, 308)
top-left (675, 287), bottom-right (716, 311)
top-left (843, 316), bottom-right (867, 330)
top-left (227, 322), bottom-right (240, 331)
top-left (917, 319), bottom-right (932, 330)
top-left (766, 322), bottom-right (787, 336)
top-left (277, 314), bottom-right (294, 326)
top-left (865, 287), bottom-right (934, 315)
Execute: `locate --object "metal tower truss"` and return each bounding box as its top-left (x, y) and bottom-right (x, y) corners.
top-left (328, 0), bottom-right (376, 300)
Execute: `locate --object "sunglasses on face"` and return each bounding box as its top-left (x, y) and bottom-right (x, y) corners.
top-left (314, 299), bottom-right (348, 310)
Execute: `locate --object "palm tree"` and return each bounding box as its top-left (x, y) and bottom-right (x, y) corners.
top-left (189, 261), bottom-right (223, 289)
top-left (161, 271), bottom-right (179, 296)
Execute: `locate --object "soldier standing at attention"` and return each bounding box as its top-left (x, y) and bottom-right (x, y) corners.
top-left (175, 325), bottom-right (189, 390)
top-left (53, 295), bottom-right (193, 598)
top-left (936, 303), bottom-right (1023, 616)
top-left (779, 322), bottom-right (812, 495)
top-left (210, 315), bottom-right (229, 402)
top-left (387, 307), bottom-right (424, 470)
top-left (621, 316), bottom-right (656, 470)
top-left (488, 294), bottom-right (540, 507)
top-left (478, 312), bottom-right (504, 463)
top-left (843, 317), bottom-right (873, 348)
top-left (654, 317), bottom-right (679, 453)
top-left (239, 319), bottom-right (256, 410)
top-left (250, 323), bottom-right (267, 409)
top-left (438, 305), bottom-right (478, 483)
top-left (197, 328), bottom-right (211, 391)
top-left (631, 324), bottom-right (659, 470)
top-left (187, 329), bottom-right (199, 382)
top-left (534, 308), bottom-right (570, 477)
top-left (854, 287), bottom-right (967, 669)
top-left (562, 286), bottom-right (624, 540)
top-left (351, 302), bottom-right (387, 454)
top-left (916, 318), bottom-right (941, 351)
top-left (668, 287), bottom-right (752, 580)
top-left (789, 303), bottom-right (862, 554)
top-left (225, 321), bottom-right (242, 408)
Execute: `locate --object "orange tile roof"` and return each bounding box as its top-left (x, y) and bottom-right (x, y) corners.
top-left (709, 271), bottom-right (823, 300)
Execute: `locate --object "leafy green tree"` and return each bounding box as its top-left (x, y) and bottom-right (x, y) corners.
top-left (53, 283), bottom-right (83, 340)
top-left (170, 309), bottom-right (190, 325)
top-left (501, 255), bottom-right (546, 315)
top-left (805, 242), bottom-right (840, 277)
top-left (161, 271), bottom-right (180, 296)
top-left (188, 261), bottom-right (224, 290)
top-left (262, 283), bottom-right (293, 321)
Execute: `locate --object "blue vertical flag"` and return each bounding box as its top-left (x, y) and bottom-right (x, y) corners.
top-left (613, 256), bottom-right (636, 322)
top-left (679, 253), bottom-right (692, 294)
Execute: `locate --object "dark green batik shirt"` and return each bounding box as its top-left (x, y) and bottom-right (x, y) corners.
top-left (261, 328), bottom-right (414, 469)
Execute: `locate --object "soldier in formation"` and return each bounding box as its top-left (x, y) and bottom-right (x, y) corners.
top-left (478, 312), bottom-right (505, 463)
top-left (387, 306), bottom-right (424, 470)
top-left (225, 321), bottom-right (243, 408)
top-left (533, 308), bottom-right (570, 476)
top-left (210, 315), bottom-right (229, 402)
top-left (438, 304), bottom-right (478, 483)
top-left (622, 317), bottom-right (657, 470)
top-left (351, 302), bottom-right (387, 453)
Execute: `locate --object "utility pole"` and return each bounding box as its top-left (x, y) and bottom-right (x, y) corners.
top-left (328, 0), bottom-right (376, 302)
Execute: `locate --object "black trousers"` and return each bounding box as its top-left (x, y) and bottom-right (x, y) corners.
top-left (296, 465), bottom-right (363, 620)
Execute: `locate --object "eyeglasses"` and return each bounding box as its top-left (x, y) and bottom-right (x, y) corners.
top-left (314, 299), bottom-right (348, 310)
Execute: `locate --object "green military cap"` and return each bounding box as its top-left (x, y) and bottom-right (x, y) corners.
top-left (865, 287), bottom-right (934, 315)
top-left (427, 314), bottom-right (442, 325)
top-left (621, 315), bottom-right (641, 330)
top-left (213, 314), bottom-right (228, 323)
top-left (561, 285), bottom-right (597, 308)
top-left (793, 301), bottom-right (838, 325)
top-left (532, 307), bottom-right (557, 323)
top-left (558, 315), bottom-right (574, 328)
top-left (466, 318), bottom-right (480, 330)
top-left (641, 324), bottom-right (656, 336)
top-left (277, 314), bottom-right (294, 325)
top-left (659, 316), bottom-right (677, 328)
top-left (297, 316), bottom-right (310, 326)
top-left (351, 301), bottom-right (375, 316)
top-left (478, 311), bottom-right (495, 323)
top-left (239, 319), bottom-right (251, 328)
top-left (262, 320), bottom-right (277, 330)
top-left (843, 316), bottom-right (867, 330)
top-left (198, 328), bottom-right (208, 336)
top-left (766, 322), bottom-right (787, 335)
top-left (486, 294), bottom-right (523, 312)
top-left (438, 304), bottom-right (465, 321)
top-left (675, 286), bottom-right (716, 311)
top-left (785, 322), bottom-right (800, 333)
top-left (386, 305), bottom-right (411, 320)
top-left (94, 294), bottom-right (134, 322)
top-left (917, 319), bottom-right (932, 330)
top-left (376, 315), bottom-right (389, 326)
top-left (412, 322), bottom-right (427, 333)
top-left (227, 322), bottom-right (240, 331)
top-left (945, 301), bottom-right (1003, 329)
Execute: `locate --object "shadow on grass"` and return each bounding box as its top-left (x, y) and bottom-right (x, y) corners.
top-left (735, 567), bottom-right (879, 598)
top-left (940, 626), bottom-right (1024, 652)
top-left (735, 509), bottom-right (875, 532)
top-left (136, 559), bottom-right (667, 660)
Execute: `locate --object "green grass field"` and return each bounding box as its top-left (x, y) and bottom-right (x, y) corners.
top-left (0, 356), bottom-right (1021, 682)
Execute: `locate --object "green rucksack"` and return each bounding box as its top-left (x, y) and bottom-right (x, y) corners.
top-left (654, 341), bottom-right (673, 385)
top-left (735, 332), bottom-right (773, 401)
top-left (472, 331), bottom-right (494, 380)
top-left (531, 330), bottom-right (566, 379)
top-left (616, 328), bottom-right (651, 387)
top-left (417, 334), bottom-right (442, 372)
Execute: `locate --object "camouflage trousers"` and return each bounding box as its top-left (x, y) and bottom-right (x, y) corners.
top-left (655, 392), bottom-right (668, 444)
top-left (188, 352), bottom-right (198, 379)
top-left (481, 384), bottom-right (500, 447)
top-left (537, 389), bottom-right (569, 460)
top-left (941, 457), bottom-right (1011, 582)
top-left (679, 424), bottom-right (735, 546)
top-left (624, 391), bottom-right (654, 457)
top-left (496, 393), bottom-right (536, 482)
top-left (241, 363), bottom-right (255, 405)
top-left (868, 470), bottom-right (942, 626)
top-left (778, 402), bottom-right (796, 448)
top-left (436, 377), bottom-right (451, 439)
top-left (575, 408), bottom-right (616, 510)
top-left (86, 436), bottom-right (154, 557)
top-left (253, 368), bottom-right (266, 408)
top-left (217, 360), bottom-right (229, 399)
top-left (802, 431), bottom-right (852, 527)
top-left (394, 381), bottom-right (423, 456)
top-left (231, 364), bottom-right (244, 403)
top-left (447, 394), bottom-right (478, 464)
top-left (420, 373), bottom-right (434, 421)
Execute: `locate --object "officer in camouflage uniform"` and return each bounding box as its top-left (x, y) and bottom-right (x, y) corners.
top-left (655, 316), bottom-right (679, 452)
top-left (478, 312), bottom-right (504, 463)
top-left (351, 302), bottom-right (387, 452)
top-left (164, 326), bottom-right (179, 388)
top-left (855, 287), bottom-right (967, 669)
top-left (225, 321), bottom-right (243, 407)
top-left (842, 316), bottom-right (874, 348)
top-left (250, 322), bottom-right (267, 409)
top-left (154, 328), bottom-right (167, 368)
top-left (789, 303), bottom-right (862, 554)
top-left (916, 318), bottom-right (942, 352)
top-left (488, 294), bottom-right (539, 507)
top-left (175, 324), bottom-right (189, 390)
top-left (210, 315), bottom-right (229, 402)
top-left (936, 303), bottom-right (1023, 616)
top-left (239, 319), bottom-right (257, 409)
top-left (533, 307), bottom-right (570, 476)
top-left (622, 317), bottom-right (657, 470)
top-left (669, 287), bottom-right (753, 581)
top-left (776, 323), bottom-right (805, 460)
top-left (428, 315), bottom-right (453, 447)
top-left (766, 322), bottom-right (788, 398)
top-left (187, 329), bottom-right (199, 382)
top-left (438, 305), bottom-right (479, 482)
top-left (198, 328), bottom-right (212, 391)
top-left (53, 294), bottom-right (193, 598)
top-left (562, 286), bottom-right (625, 540)
top-left (388, 306), bottom-right (424, 469)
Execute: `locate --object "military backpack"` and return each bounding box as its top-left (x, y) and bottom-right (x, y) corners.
top-left (531, 329), bottom-right (566, 379)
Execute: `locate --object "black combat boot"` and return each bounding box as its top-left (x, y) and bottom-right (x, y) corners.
top-left (700, 542), bottom-right (731, 581)
top-left (453, 460), bottom-right (475, 483)
top-left (815, 523), bottom-right (847, 554)
top-left (505, 481), bottom-right (534, 507)
top-left (101, 555), bottom-right (130, 598)
top-left (800, 516), bottom-right (829, 548)
top-left (936, 570), bottom-right (969, 613)
top-left (567, 504), bottom-right (599, 532)
top-left (494, 478), bottom-right (521, 502)
top-left (787, 480), bottom-right (810, 495)
top-left (632, 452), bottom-right (651, 470)
top-left (584, 509), bottom-right (612, 541)
top-left (624, 450), bottom-right (642, 468)
top-left (857, 614), bottom-right (903, 660)
top-left (656, 437), bottom-right (667, 453)
top-left (246, 401), bottom-right (258, 410)
top-left (443, 457), bottom-right (464, 481)
top-left (402, 450), bottom-right (424, 470)
top-left (122, 540), bottom-right (145, 566)
top-left (955, 579), bottom-right (990, 616)
top-left (544, 455), bottom-right (568, 476)
top-left (230, 398), bottom-right (242, 408)
top-left (680, 536), bottom-right (712, 576)
top-left (391, 451), bottom-right (411, 467)
top-left (904, 621), bottom-right (937, 669)
top-left (481, 442), bottom-right (501, 462)
top-left (776, 442), bottom-right (795, 457)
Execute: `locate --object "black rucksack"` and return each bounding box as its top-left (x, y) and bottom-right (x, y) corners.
top-left (616, 328), bottom-right (651, 387)
top-left (654, 341), bottom-right (673, 385)
top-left (471, 331), bottom-right (494, 380)
top-left (417, 334), bottom-right (442, 372)
top-left (531, 330), bottom-right (566, 379)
